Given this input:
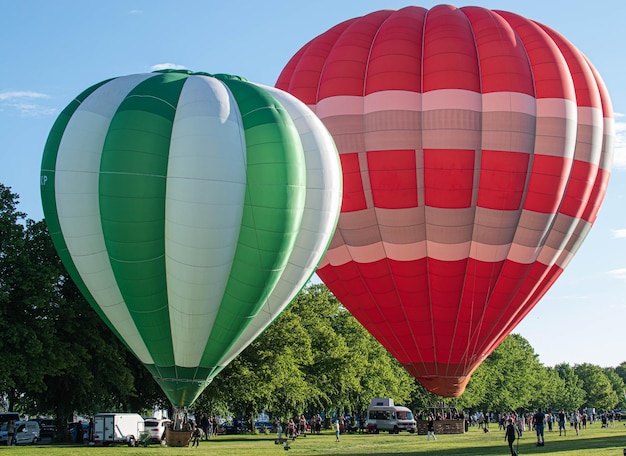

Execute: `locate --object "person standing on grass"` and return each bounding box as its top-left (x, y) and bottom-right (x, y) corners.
top-left (572, 410), bottom-right (581, 436)
top-left (547, 412), bottom-right (553, 432)
top-left (200, 415), bottom-right (209, 441)
top-left (427, 414), bottom-right (437, 441)
top-left (190, 425), bottom-right (201, 448)
top-left (558, 410), bottom-right (567, 436)
top-left (516, 413), bottom-right (524, 438)
top-left (533, 407), bottom-right (546, 447)
top-left (276, 420), bottom-right (283, 442)
top-left (334, 419), bottom-right (340, 442)
top-left (505, 418), bottom-right (518, 456)
top-left (6, 420), bottom-right (15, 446)
top-left (75, 420), bottom-right (84, 444)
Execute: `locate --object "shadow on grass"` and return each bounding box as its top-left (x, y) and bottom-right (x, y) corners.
top-left (294, 434), bottom-right (626, 456)
top-left (207, 435), bottom-right (281, 443)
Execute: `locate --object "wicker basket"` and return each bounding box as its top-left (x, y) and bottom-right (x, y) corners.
top-left (165, 428), bottom-right (192, 447)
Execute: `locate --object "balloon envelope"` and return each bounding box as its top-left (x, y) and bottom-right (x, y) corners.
top-left (277, 5), bottom-right (614, 396)
top-left (41, 70), bottom-right (342, 406)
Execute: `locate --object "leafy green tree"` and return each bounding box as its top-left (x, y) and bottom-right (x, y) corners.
top-left (454, 334), bottom-right (572, 416)
top-left (408, 381), bottom-right (446, 417)
top-left (550, 364), bottom-right (585, 411)
top-left (574, 363), bottom-right (618, 411)
top-left (615, 362), bottom-right (626, 384)
top-left (0, 186), bottom-right (61, 411)
top-left (603, 368), bottom-right (626, 410)
top-left (286, 284), bottom-right (345, 415)
top-left (354, 331), bottom-right (416, 413)
top-left (547, 363), bottom-right (586, 411)
top-left (456, 362), bottom-right (489, 412)
top-left (462, 334), bottom-right (548, 412)
top-left (289, 284), bottom-right (414, 416)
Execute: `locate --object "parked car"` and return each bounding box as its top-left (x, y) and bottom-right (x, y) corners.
top-left (214, 423), bottom-right (227, 435)
top-left (67, 421), bottom-right (90, 442)
top-left (143, 418), bottom-right (171, 444)
top-left (254, 420), bottom-right (275, 433)
top-left (221, 421), bottom-right (245, 434)
top-left (0, 420), bottom-right (41, 445)
top-left (35, 418), bottom-right (56, 437)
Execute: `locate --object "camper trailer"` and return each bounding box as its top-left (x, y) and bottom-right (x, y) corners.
top-left (93, 413), bottom-right (144, 446)
top-left (367, 398), bottom-right (417, 434)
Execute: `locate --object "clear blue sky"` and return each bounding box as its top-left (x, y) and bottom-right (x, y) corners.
top-left (1, 1), bottom-right (624, 368)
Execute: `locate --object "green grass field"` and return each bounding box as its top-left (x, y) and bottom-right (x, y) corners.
top-left (3, 424), bottom-right (626, 455)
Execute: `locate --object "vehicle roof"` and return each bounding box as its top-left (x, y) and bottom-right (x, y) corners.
top-left (95, 412), bottom-right (142, 416)
top-left (368, 405), bottom-right (413, 411)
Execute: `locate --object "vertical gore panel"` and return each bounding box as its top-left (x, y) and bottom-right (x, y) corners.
top-left (99, 72), bottom-right (188, 366)
top-left (199, 77), bottom-right (306, 367)
top-left (40, 77), bottom-right (137, 350)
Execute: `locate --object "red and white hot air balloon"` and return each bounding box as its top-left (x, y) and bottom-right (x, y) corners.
top-left (277, 5), bottom-right (614, 396)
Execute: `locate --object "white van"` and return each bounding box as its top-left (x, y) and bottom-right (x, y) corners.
top-left (367, 398), bottom-right (417, 434)
top-left (94, 413), bottom-right (144, 446)
top-left (0, 420), bottom-right (41, 445)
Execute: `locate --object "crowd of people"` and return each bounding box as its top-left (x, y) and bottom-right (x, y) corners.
top-left (469, 408), bottom-right (621, 455)
top-left (276, 413), bottom-right (351, 440)
top-left (468, 409), bottom-right (614, 432)
top-left (160, 407), bottom-right (621, 450)
top-left (196, 414), bottom-right (221, 440)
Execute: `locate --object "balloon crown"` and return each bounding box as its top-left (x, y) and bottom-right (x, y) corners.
top-left (153, 68), bottom-right (248, 82)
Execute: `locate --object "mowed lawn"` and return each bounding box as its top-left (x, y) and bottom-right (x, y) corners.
top-left (4, 423), bottom-right (626, 456)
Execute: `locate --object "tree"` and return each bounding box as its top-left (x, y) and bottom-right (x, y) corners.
top-left (289, 284), bottom-right (414, 416)
top-left (614, 362), bottom-right (626, 388)
top-left (549, 364), bottom-right (584, 411)
top-left (0, 186), bottom-right (60, 411)
top-left (574, 363), bottom-right (618, 411)
top-left (456, 360), bottom-right (490, 412)
top-left (603, 368), bottom-right (626, 410)
top-left (460, 334), bottom-right (550, 413)
top-left (454, 334), bottom-right (562, 411)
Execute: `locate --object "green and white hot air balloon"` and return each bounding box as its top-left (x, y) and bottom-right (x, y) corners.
top-left (40, 69), bottom-right (342, 407)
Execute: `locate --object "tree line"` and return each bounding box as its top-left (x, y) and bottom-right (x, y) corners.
top-left (1, 182), bottom-right (625, 433)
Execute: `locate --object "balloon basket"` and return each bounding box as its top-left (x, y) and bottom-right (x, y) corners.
top-left (165, 428), bottom-right (192, 447)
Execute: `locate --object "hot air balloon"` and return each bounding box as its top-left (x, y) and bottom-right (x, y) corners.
top-left (276, 5), bottom-right (614, 397)
top-left (40, 70), bottom-right (342, 407)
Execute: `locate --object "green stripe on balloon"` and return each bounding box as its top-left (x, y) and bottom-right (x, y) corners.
top-left (99, 72), bottom-right (188, 367)
top-left (39, 78), bottom-right (130, 344)
top-left (198, 76), bottom-right (306, 369)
